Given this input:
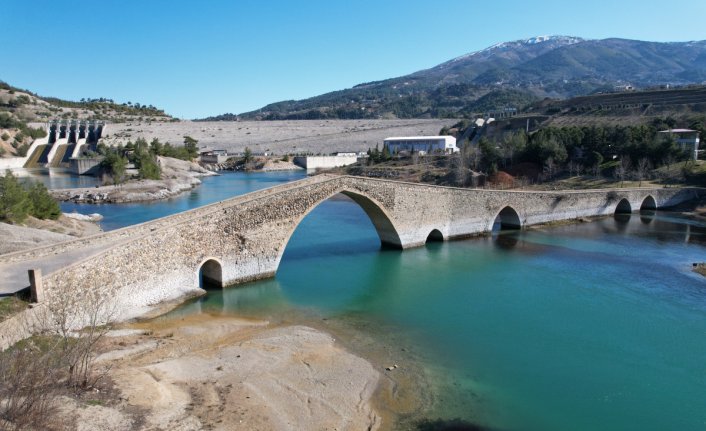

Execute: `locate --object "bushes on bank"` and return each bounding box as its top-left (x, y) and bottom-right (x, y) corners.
top-left (0, 170), bottom-right (60, 223)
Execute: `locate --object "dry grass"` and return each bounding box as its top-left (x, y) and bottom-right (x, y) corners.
top-left (0, 296), bottom-right (28, 323)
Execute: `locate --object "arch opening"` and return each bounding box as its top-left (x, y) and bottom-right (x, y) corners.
top-left (339, 190), bottom-right (403, 249)
top-left (275, 190), bottom-right (404, 277)
top-left (199, 259), bottom-right (223, 289)
top-left (640, 196), bottom-right (657, 211)
top-left (492, 206), bottom-right (522, 231)
top-left (615, 198), bottom-right (632, 214)
top-left (426, 229), bottom-right (444, 243)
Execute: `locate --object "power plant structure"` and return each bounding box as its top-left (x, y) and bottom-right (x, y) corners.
top-left (23, 119), bottom-right (105, 168)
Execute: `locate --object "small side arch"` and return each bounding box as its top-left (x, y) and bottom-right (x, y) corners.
top-left (615, 198), bottom-right (632, 214)
top-left (426, 229), bottom-right (444, 243)
top-left (491, 206), bottom-right (522, 231)
top-left (198, 258), bottom-right (223, 289)
top-left (640, 195), bottom-right (657, 211)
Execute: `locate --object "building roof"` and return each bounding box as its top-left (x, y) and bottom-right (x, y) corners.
top-left (384, 136), bottom-right (456, 141)
top-left (658, 129), bottom-right (699, 133)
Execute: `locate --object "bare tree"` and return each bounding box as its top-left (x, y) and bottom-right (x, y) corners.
top-left (452, 153), bottom-right (468, 187)
top-left (614, 157), bottom-right (631, 187)
top-left (0, 339), bottom-right (61, 431)
top-left (42, 277), bottom-right (117, 391)
top-left (635, 158), bottom-right (651, 187)
top-left (543, 157), bottom-right (556, 181)
top-left (466, 146), bottom-right (481, 171)
top-left (567, 160), bottom-right (579, 177)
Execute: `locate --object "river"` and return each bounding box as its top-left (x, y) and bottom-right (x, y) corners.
top-left (31, 170), bottom-right (706, 430)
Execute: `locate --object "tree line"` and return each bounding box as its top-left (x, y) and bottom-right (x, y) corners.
top-left (97, 136), bottom-right (199, 184)
top-left (450, 121), bottom-right (699, 185)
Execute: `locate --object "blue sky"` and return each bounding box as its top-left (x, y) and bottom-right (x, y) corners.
top-left (4, 0), bottom-right (705, 119)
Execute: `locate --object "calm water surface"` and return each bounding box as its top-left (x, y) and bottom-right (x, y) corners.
top-left (173, 196), bottom-right (706, 431)
top-left (28, 170), bottom-right (706, 430)
top-left (56, 171), bottom-right (307, 230)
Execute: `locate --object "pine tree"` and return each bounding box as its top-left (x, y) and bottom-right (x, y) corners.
top-left (0, 170), bottom-right (31, 223)
top-left (27, 182), bottom-right (60, 220)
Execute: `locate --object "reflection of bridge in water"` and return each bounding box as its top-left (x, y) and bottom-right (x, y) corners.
top-left (1, 175), bottom-right (701, 322)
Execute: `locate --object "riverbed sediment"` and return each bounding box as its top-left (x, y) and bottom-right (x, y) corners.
top-left (65, 314), bottom-right (385, 430)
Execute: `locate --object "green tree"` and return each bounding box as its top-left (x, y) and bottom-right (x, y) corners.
top-left (27, 182), bottom-right (60, 220)
top-left (381, 145), bottom-right (391, 161)
top-left (183, 136), bottom-right (199, 160)
top-left (101, 152), bottom-right (128, 185)
top-left (149, 138), bottom-right (163, 155)
top-left (134, 150), bottom-right (161, 180)
top-left (242, 147), bottom-right (253, 164)
top-left (478, 138), bottom-right (500, 171)
top-left (0, 170), bottom-right (31, 223)
top-left (585, 151), bottom-right (604, 176)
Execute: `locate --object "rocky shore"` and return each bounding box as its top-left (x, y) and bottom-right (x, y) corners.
top-left (50, 156), bottom-right (216, 204)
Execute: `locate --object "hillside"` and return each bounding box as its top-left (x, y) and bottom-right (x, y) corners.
top-left (227, 36), bottom-right (706, 121)
top-left (0, 80), bottom-right (175, 157)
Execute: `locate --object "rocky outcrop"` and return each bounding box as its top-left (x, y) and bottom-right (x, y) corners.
top-left (50, 156), bottom-right (216, 204)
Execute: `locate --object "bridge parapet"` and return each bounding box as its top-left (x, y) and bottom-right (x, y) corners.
top-left (18, 175), bottom-right (703, 324)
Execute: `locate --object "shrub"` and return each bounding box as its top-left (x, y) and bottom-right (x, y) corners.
top-left (100, 152), bottom-right (128, 185)
top-left (27, 182), bottom-right (60, 220)
top-left (0, 133), bottom-right (9, 141)
top-left (16, 143), bottom-right (29, 157)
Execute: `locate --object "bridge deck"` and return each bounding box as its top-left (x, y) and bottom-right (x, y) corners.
top-left (0, 174), bottom-right (336, 294)
top-left (0, 174), bottom-right (701, 296)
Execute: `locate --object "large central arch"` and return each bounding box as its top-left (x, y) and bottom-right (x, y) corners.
top-left (339, 190), bottom-right (403, 248)
top-left (273, 188), bottom-right (404, 273)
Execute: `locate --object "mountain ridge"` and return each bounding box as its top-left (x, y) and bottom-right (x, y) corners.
top-left (220, 36), bottom-right (706, 121)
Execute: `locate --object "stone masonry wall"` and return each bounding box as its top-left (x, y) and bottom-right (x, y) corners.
top-left (36, 175), bottom-right (702, 322)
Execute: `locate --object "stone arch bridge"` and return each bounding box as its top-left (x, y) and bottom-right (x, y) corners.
top-left (3, 174), bottom-right (700, 321)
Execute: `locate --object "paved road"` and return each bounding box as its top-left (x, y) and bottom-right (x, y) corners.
top-left (0, 242), bottom-right (113, 295)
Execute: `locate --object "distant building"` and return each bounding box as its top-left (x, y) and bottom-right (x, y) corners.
top-left (200, 149), bottom-right (230, 164)
top-left (293, 154), bottom-right (358, 170)
top-left (486, 107), bottom-right (518, 119)
top-left (658, 129), bottom-right (700, 160)
top-left (383, 136), bottom-right (458, 154)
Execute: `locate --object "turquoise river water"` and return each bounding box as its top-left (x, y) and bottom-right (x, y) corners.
top-left (33, 171), bottom-right (706, 430)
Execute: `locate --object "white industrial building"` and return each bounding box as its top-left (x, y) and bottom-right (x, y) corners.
top-left (383, 136), bottom-right (458, 154)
